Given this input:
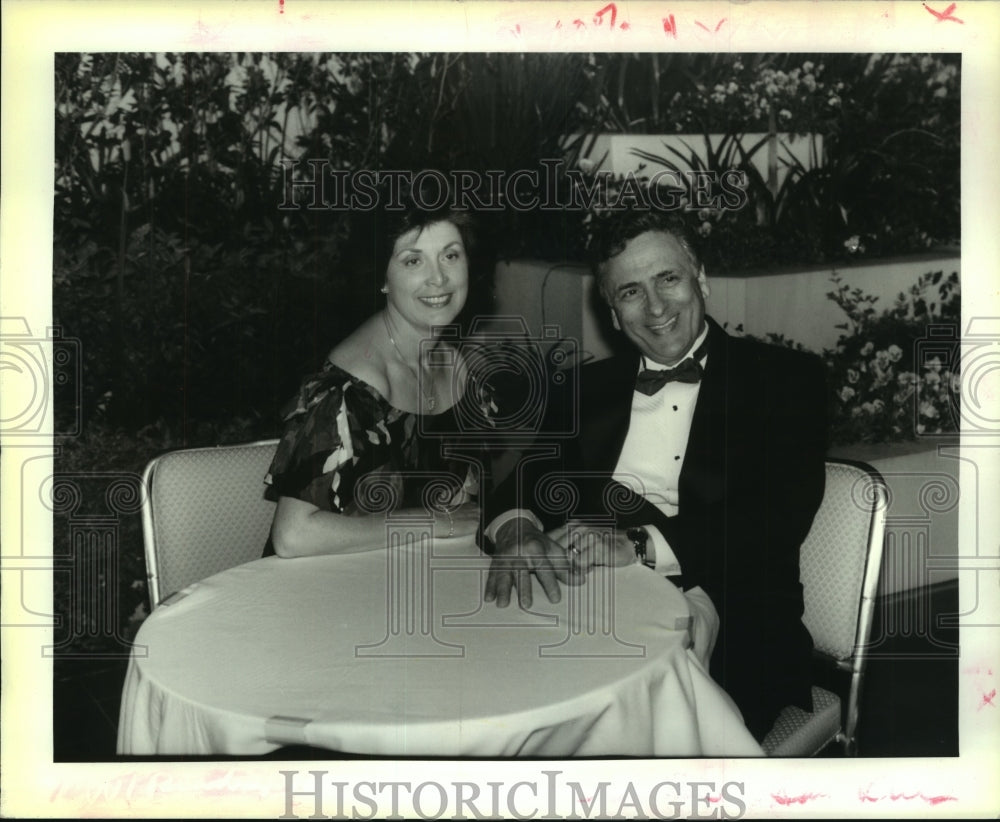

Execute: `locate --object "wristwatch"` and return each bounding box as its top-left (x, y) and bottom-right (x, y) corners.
top-left (626, 526), bottom-right (654, 569)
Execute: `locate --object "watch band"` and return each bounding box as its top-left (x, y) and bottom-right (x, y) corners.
top-left (626, 526), bottom-right (654, 569)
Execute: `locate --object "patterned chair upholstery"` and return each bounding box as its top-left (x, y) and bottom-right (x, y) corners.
top-left (141, 440), bottom-right (279, 609)
top-left (762, 460), bottom-right (888, 756)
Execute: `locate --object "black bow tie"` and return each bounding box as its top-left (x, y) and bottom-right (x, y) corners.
top-left (635, 359), bottom-right (703, 395)
top-left (634, 338), bottom-right (709, 396)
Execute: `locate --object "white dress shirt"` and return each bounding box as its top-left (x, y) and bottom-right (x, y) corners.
top-left (613, 324), bottom-right (709, 578)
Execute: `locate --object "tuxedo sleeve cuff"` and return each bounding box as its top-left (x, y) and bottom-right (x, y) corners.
top-left (646, 525), bottom-right (683, 578)
top-left (484, 509), bottom-right (544, 544)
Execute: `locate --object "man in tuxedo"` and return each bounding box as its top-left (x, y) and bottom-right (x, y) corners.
top-left (482, 209), bottom-right (827, 741)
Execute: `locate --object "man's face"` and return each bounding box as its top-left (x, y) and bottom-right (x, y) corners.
top-left (601, 230), bottom-right (710, 367)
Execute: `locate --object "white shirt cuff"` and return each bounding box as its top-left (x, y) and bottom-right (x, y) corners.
top-left (646, 525), bottom-right (683, 577)
top-left (484, 509), bottom-right (544, 544)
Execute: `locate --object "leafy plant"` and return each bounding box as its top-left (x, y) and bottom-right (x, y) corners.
top-left (823, 270), bottom-right (960, 443)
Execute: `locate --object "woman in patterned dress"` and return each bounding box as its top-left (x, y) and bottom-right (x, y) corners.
top-left (263, 196), bottom-right (495, 557)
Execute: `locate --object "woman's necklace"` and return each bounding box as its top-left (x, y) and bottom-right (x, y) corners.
top-left (382, 310), bottom-right (436, 411)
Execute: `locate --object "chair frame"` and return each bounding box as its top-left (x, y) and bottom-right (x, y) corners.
top-left (809, 458), bottom-right (889, 755)
top-left (140, 439), bottom-right (279, 609)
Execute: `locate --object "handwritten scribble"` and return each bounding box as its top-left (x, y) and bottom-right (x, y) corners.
top-left (695, 18), bottom-right (728, 33)
top-left (662, 14), bottom-right (677, 38)
top-left (923, 2), bottom-right (964, 23)
top-left (594, 2), bottom-right (617, 28)
top-left (979, 687), bottom-right (997, 709)
top-left (772, 792), bottom-right (826, 806)
top-left (859, 786), bottom-right (958, 805)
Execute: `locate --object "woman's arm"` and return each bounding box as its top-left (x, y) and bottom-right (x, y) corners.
top-left (270, 495), bottom-right (481, 558)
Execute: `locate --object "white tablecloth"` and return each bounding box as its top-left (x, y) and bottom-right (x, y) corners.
top-left (118, 537), bottom-right (763, 757)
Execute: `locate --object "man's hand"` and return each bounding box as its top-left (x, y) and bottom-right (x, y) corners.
top-left (483, 518), bottom-right (584, 608)
top-left (547, 521), bottom-right (635, 575)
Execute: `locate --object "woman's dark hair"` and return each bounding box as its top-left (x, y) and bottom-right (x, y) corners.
top-left (343, 173), bottom-right (492, 329)
top-left (350, 175), bottom-right (478, 286)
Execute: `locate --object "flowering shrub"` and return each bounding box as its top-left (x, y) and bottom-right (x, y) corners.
top-left (824, 270), bottom-right (960, 444)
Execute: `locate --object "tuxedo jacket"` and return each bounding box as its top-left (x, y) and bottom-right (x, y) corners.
top-left (485, 316), bottom-right (828, 739)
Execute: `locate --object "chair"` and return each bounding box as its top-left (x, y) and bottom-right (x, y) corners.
top-left (141, 439), bottom-right (279, 609)
top-left (761, 459), bottom-right (888, 756)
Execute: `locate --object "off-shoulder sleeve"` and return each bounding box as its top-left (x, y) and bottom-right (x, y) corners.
top-left (264, 367), bottom-right (357, 512)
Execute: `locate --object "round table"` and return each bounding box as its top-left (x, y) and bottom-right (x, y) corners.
top-left (118, 537), bottom-right (763, 757)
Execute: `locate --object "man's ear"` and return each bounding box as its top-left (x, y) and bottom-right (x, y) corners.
top-left (611, 308), bottom-right (621, 331)
top-left (697, 265), bottom-right (710, 300)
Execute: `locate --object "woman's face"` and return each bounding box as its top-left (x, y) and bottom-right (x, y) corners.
top-left (384, 220), bottom-right (469, 332)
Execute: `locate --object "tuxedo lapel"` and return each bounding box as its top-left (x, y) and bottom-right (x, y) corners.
top-left (579, 353), bottom-right (638, 473)
top-left (680, 318), bottom-right (729, 505)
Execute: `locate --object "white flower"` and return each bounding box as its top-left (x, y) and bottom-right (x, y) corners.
top-left (872, 399), bottom-right (885, 412)
top-left (860, 341), bottom-right (874, 356)
top-left (919, 401), bottom-right (939, 419)
top-left (839, 386), bottom-right (856, 402)
top-left (847, 368), bottom-right (859, 384)
top-left (802, 61), bottom-right (814, 73)
top-left (828, 95), bottom-right (841, 108)
top-left (925, 356), bottom-right (943, 373)
top-left (887, 344), bottom-right (903, 362)
top-left (861, 401), bottom-right (875, 414)
top-left (844, 235), bottom-right (864, 253)
top-left (779, 108), bottom-right (792, 120)
top-left (925, 370), bottom-right (941, 386)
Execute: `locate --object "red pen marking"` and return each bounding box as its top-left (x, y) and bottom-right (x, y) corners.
top-left (662, 14), bottom-right (677, 37)
top-left (573, 18), bottom-right (586, 29)
top-left (922, 795), bottom-right (959, 805)
top-left (980, 687), bottom-right (996, 709)
top-left (620, 21), bottom-right (630, 30)
top-left (695, 18), bottom-right (727, 32)
top-left (923, 3), bottom-right (964, 23)
top-left (772, 792), bottom-right (825, 806)
top-left (279, 0), bottom-right (284, 12)
top-left (706, 795), bottom-right (722, 804)
top-left (594, 3), bottom-right (617, 27)
top-left (860, 788), bottom-right (957, 805)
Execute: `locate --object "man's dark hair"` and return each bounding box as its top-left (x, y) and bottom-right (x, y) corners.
top-left (589, 209), bottom-right (701, 301)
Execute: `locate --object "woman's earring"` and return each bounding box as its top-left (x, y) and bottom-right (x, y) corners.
top-left (380, 285), bottom-right (388, 294)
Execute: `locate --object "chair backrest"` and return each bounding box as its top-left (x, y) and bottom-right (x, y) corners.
top-left (141, 440), bottom-right (279, 608)
top-left (800, 460), bottom-right (888, 664)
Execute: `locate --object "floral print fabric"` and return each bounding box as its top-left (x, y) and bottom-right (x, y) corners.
top-left (264, 360), bottom-right (495, 517)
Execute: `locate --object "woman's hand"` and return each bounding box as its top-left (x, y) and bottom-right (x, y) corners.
top-left (546, 521), bottom-right (635, 575)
